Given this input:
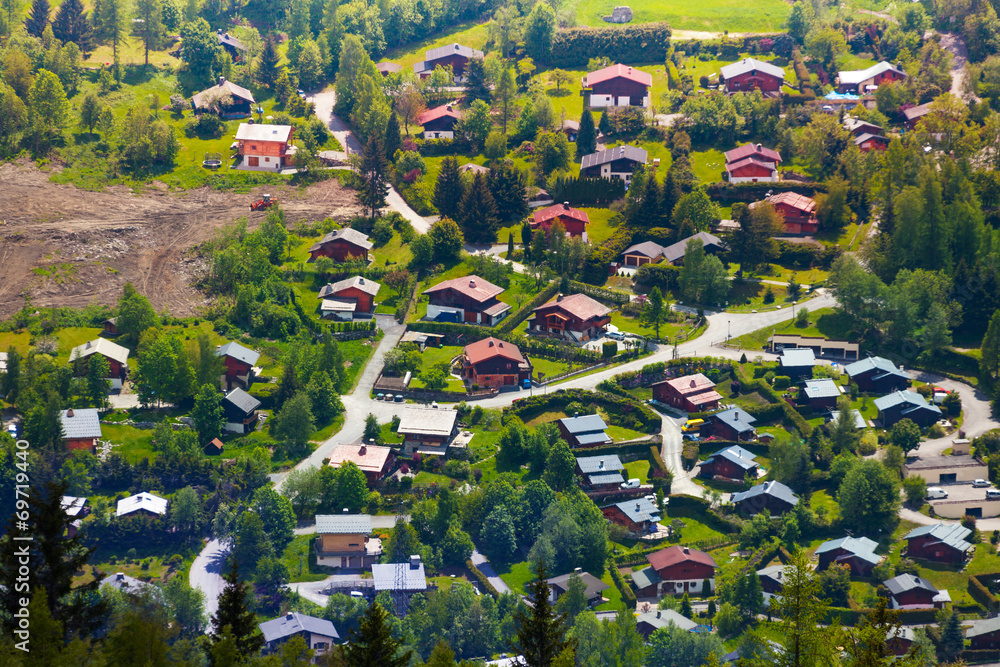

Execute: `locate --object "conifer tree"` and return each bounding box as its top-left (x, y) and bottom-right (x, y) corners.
top-left (52, 0), bottom-right (92, 52)
top-left (576, 108), bottom-right (596, 158)
top-left (94, 0), bottom-right (129, 61)
top-left (134, 0), bottom-right (164, 66)
top-left (384, 110), bottom-right (401, 161)
top-left (507, 231), bottom-right (515, 258)
top-left (460, 172), bottom-right (499, 244)
top-left (598, 108), bottom-right (612, 136)
top-left (343, 602), bottom-right (412, 667)
top-left (24, 0), bottom-right (50, 37)
top-left (515, 562), bottom-right (574, 667)
top-left (210, 560), bottom-right (265, 658)
top-left (489, 159), bottom-right (528, 223)
top-left (464, 57), bottom-right (490, 102)
top-left (357, 132), bottom-right (389, 221)
top-left (433, 156), bottom-right (464, 221)
top-left (257, 37), bottom-right (281, 88)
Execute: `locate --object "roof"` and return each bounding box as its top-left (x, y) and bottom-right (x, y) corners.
top-left (843, 117), bottom-right (884, 134)
top-left (580, 145), bottom-right (648, 170)
top-left (216, 341), bottom-right (260, 366)
top-left (720, 58), bottom-right (785, 81)
top-left (101, 572), bottom-right (152, 593)
top-left (376, 61), bottom-right (401, 74)
top-left (464, 337), bottom-right (526, 366)
top-left (62, 496), bottom-right (88, 517)
top-left (424, 43), bottom-right (484, 63)
top-left (533, 294), bottom-right (611, 322)
top-left (630, 566), bottom-right (661, 590)
top-left (884, 573), bottom-right (938, 597)
top-left (653, 374), bottom-right (717, 396)
top-left (838, 61), bottom-right (905, 85)
top-left (854, 132), bottom-right (889, 146)
top-left (903, 102), bottom-right (932, 121)
top-left (757, 564), bottom-right (791, 584)
top-left (116, 491), bottom-right (168, 517)
top-left (235, 123), bottom-right (293, 143)
top-left (966, 616), bottom-right (1000, 639)
top-left (574, 432), bottom-right (614, 446)
top-left (726, 156), bottom-right (779, 175)
top-left (321, 298), bottom-right (357, 313)
top-left (460, 163), bottom-right (491, 174)
top-left (731, 481), bottom-right (799, 508)
top-left (560, 414), bottom-right (608, 435)
top-left (396, 406), bottom-right (458, 437)
top-left (192, 79), bottom-right (255, 109)
top-left (815, 536), bottom-right (880, 564)
top-left (372, 560), bottom-right (428, 591)
top-left (647, 545), bottom-right (717, 572)
top-left (801, 378), bottom-right (841, 399)
top-left (904, 523), bottom-right (974, 553)
top-left (204, 437), bottom-right (224, 453)
top-left (589, 472), bottom-right (625, 485)
top-left (724, 143), bottom-right (782, 165)
top-left (222, 387), bottom-right (261, 414)
top-left (533, 203), bottom-right (591, 226)
top-left (874, 390), bottom-right (942, 416)
top-left (329, 443), bottom-right (393, 473)
top-left (60, 409), bottom-right (101, 440)
top-left (424, 275), bottom-right (504, 304)
top-left (710, 409), bottom-right (757, 436)
top-left (622, 241), bottom-right (665, 258)
top-left (217, 31), bottom-right (246, 51)
top-left (576, 454), bottom-right (624, 474)
top-left (583, 63), bottom-right (653, 88)
top-left (636, 609), bottom-right (699, 633)
top-left (70, 338), bottom-right (130, 365)
top-left (828, 410), bottom-right (867, 429)
top-left (546, 572), bottom-right (609, 599)
top-left (613, 497), bottom-right (661, 524)
top-left (766, 191), bottom-right (816, 214)
top-left (259, 612), bottom-right (339, 644)
top-left (780, 348), bottom-right (816, 367)
top-left (418, 104), bottom-right (462, 126)
top-left (662, 232), bottom-right (724, 264)
top-left (309, 227), bottom-right (373, 253)
top-left (905, 454), bottom-right (982, 471)
top-left (315, 514), bottom-right (373, 535)
top-left (844, 356), bottom-right (908, 380)
top-left (320, 276), bottom-right (381, 298)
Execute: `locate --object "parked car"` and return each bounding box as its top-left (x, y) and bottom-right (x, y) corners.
top-left (682, 433), bottom-right (700, 442)
top-left (620, 478), bottom-right (641, 489)
top-left (682, 419), bottom-right (704, 432)
top-left (6, 424), bottom-right (15, 437)
top-left (974, 479), bottom-right (990, 488)
top-left (606, 331), bottom-right (624, 341)
top-left (987, 489), bottom-right (1000, 500)
top-left (926, 487), bottom-right (948, 500)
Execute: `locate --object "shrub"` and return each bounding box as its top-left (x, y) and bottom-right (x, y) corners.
top-left (929, 423), bottom-right (946, 439)
top-left (603, 341), bottom-right (617, 359)
top-left (773, 376), bottom-right (792, 390)
top-left (185, 113), bottom-right (224, 138)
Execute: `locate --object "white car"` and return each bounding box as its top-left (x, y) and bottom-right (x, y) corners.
top-left (973, 479), bottom-right (990, 488)
top-left (620, 478), bottom-right (641, 489)
top-left (5, 424), bottom-right (15, 437)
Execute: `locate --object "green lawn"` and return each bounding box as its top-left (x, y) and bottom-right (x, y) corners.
top-left (567, 0), bottom-right (791, 32)
top-left (582, 208), bottom-right (620, 246)
top-left (607, 425), bottom-right (652, 442)
top-left (733, 307), bottom-right (858, 351)
top-left (0, 331), bottom-right (32, 355)
top-left (690, 149), bottom-right (727, 185)
top-left (55, 327), bottom-right (104, 363)
top-left (101, 423), bottom-right (157, 464)
top-left (282, 534), bottom-right (333, 583)
top-left (624, 459), bottom-right (652, 483)
top-left (497, 560), bottom-right (537, 594)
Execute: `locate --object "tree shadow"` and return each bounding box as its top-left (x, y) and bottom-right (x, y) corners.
top-left (546, 87), bottom-right (572, 98)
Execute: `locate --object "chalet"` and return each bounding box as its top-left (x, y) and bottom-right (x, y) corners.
top-left (799, 378), bottom-right (842, 409)
top-left (707, 409), bottom-right (758, 444)
top-left (545, 571), bottom-right (609, 606)
top-left (875, 390), bottom-right (942, 428)
top-left (575, 454), bottom-right (625, 489)
top-left (412, 43), bottom-right (484, 81)
top-left (662, 232), bottom-right (726, 265)
top-left (235, 123), bottom-right (296, 171)
top-left (751, 192), bottom-right (819, 234)
top-left (216, 341), bottom-right (261, 390)
top-left (418, 104), bottom-right (462, 140)
top-left (815, 536), bottom-right (882, 576)
top-left (854, 133), bottom-right (890, 152)
top-left (308, 228), bottom-right (373, 263)
top-left (459, 163), bottom-right (490, 175)
top-left (192, 77), bottom-right (255, 118)
top-left (903, 103), bottom-right (931, 130)
top-left (635, 609), bottom-right (699, 639)
top-left (461, 337), bottom-right (532, 388)
top-left (967, 617), bottom-right (1000, 650)
top-left (116, 491), bottom-right (168, 518)
top-left (203, 438), bottom-right (224, 455)
top-left (904, 454), bottom-right (988, 485)
top-left (582, 63), bottom-right (653, 108)
top-left (314, 514), bottom-right (380, 568)
top-left (62, 496), bottom-right (90, 520)
top-left (844, 356), bottom-right (910, 393)
top-left (222, 387), bottom-right (261, 435)
top-left (260, 612), bottom-right (339, 658)
top-left (101, 572), bottom-right (153, 594)
top-left (602, 497), bottom-right (662, 534)
top-left (423, 276), bottom-right (511, 325)
top-left (103, 318), bottom-right (119, 336)
top-left (69, 338), bottom-right (130, 384)
top-left (216, 29), bottom-right (247, 61)
top-left (375, 61), bottom-right (401, 76)
top-left (779, 348), bottom-right (816, 379)
top-left (904, 523), bottom-right (974, 564)
top-left (531, 202), bottom-right (590, 239)
top-left (318, 276), bottom-right (380, 319)
top-left (768, 334), bottom-right (860, 360)
top-left (527, 293), bottom-right (612, 343)
top-left (396, 406), bottom-right (459, 455)
top-left (580, 145), bottom-right (647, 183)
top-left (730, 481), bottom-right (799, 516)
top-left (645, 545), bottom-right (716, 596)
top-left (723, 143), bottom-right (781, 184)
top-left (558, 414), bottom-right (612, 448)
top-left (757, 564), bottom-right (790, 599)
top-left (827, 410), bottom-right (866, 429)
top-left (836, 61), bottom-right (906, 94)
top-left (621, 241), bottom-right (665, 266)
top-left (700, 443), bottom-right (758, 479)
top-left (843, 117), bottom-right (885, 138)
top-left (651, 373), bottom-right (722, 412)
top-left (328, 443), bottom-right (395, 484)
top-left (719, 58), bottom-right (785, 94)
top-left (372, 556), bottom-right (428, 593)
top-left (884, 573), bottom-right (949, 610)
top-left (888, 628), bottom-right (917, 657)
top-left (60, 408), bottom-right (101, 453)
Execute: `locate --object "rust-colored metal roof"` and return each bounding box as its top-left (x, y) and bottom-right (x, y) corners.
top-left (583, 63), bottom-right (653, 88)
top-left (768, 191), bottom-right (816, 214)
top-left (724, 143), bottom-right (782, 164)
top-left (532, 293), bottom-right (611, 321)
top-left (532, 202), bottom-right (590, 225)
top-left (463, 337), bottom-right (525, 366)
top-left (423, 275), bottom-right (504, 303)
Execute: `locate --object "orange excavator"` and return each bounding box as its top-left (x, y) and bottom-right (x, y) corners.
top-left (250, 194), bottom-right (276, 211)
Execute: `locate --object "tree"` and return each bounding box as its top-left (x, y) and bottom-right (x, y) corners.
top-left (134, 0), bottom-right (164, 66)
top-left (551, 68), bottom-right (572, 92)
top-left (815, 176), bottom-right (852, 231)
top-left (460, 98), bottom-right (493, 149)
top-left (786, 1), bottom-right (813, 43)
top-left (232, 512), bottom-right (274, 572)
top-left (79, 92), bottom-right (102, 137)
top-left (535, 131), bottom-right (572, 174)
top-left (429, 218), bottom-right (465, 262)
top-left (829, 397), bottom-right (860, 454)
top-left (543, 439), bottom-right (576, 491)
top-left (598, 109), bottom-right (612, 135)
top-left (733, 572), bottom-right (764, 622)
top-left (921, 302), bottom-right (952, 359)
top-left (838, 459), bottom-right (900, 534)
top-left (576, 109), bottom-right (596, 158)
top-left (459, 172), bottom-right (500, 244)
top-left (396, 86), bottom-right (425, 135)
top-left (507, 230), bottom-right (515, 258)
top-left (210, 561), bottom-right (265, 657)
top-left (383, 110), bottom-right (401, 161)
top-left (465, 57), bottom-right (490, 102)
top-left (982, 309), bottom-right (1000, 384)
top-left (523, 1), bottom-right (555, 63)
top-left (481, 505), bottom-right (517, 564)
top-left (515, 562), bottom-right (573, 667)
top-left (940, 611), bottom-right (964, 662)
top-left (357, 132), bottom-right (390, 221)
top-left (163, 576), bottom-right (207, 636)
top-left (170, 485), bottom-right (202, 535)
top-left (493, 66), bottom-right (517, 133)
top-left (251, 486), bottom-right (297, 552)
top-left (191, 383), bottom-right (224, 442)
top-left (342, 602), bottom-right (412, 667)
top-left (673, 189), bottom-right (720, 231)
top-left (805, 27), bottom-right (847, 76)
top-left (95, 0), bottom-right (130, 61)
top-left (902, 475), bottom-right (926, 506)
top-left (769, 549), bottom-right (835, 667)
top-left (257, 37), bottom-right (281, 88)
top-left (363, 412), bottom-right (380, 443)
top-left (307, 372), bottom-right (343, 424)
top-left (28, 68), bottom-right (70, 149)
top-left (24, 0), bottom-right (49, 36)
top-left (85, 351), bottom-right (111, 407)
top-left (890, 418), bottom-right (921, 454)
top-left (440, 519), bottom-right (475, 566)
top-left (730, 201), bottom-right (782, 274)
top-left (52, 0), bottom-right (92, 51)
top-left (645, 286), bottom-right (666, 340)
top-left (117, 282), bottom-right (157, 344)
top-left (433, 157), bottom-right (464, 220)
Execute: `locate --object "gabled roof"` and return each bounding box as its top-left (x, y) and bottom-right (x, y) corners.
top-left (780, 348), bottom-right (816, 367)
top-left (904, 523), bottom-right (974, 553)
top-left (464, 337), bottom-right (526, 366)
top-left (726, 156), bottom-right (779, 175)
top-left (329, 443), bottom-right (393, 473)
top-left (192, 79), bottom-right (255, 109)
top-left (396, 406), bottom-right (458, 437)
top-left (662, 232), bottom-right (725, 264)
top-left (612, 497), bottom-right (661, 524)
top-left (376, 61), bottom-right (401, 74)
top-left (546, 572), bottom-right (609, 599)
top-left (966, 616), bottom-right (1000, 639)
top-left (116, 491), bottom-right (168, 517)
top-left (372, 560), bottom-right (428, 591)
top-left (720, 58), bottom-right (785, 81)
top-left (652, 374), bottom-right (716, 396)
top-left (838, 61), bottom-right (905, 85)
top-left (636, 609), bottom-right (699, 632)
top-left (319, 276), bottom-right (381, 298)
top-left (217, 31), bottom-right (246, 51)
top-left (630, 566), bottom-right (661, 590)
top-left (843, 117), bottom-right (884, 134)
top-left (576, 454), bottom-right (624, 474)
top-left (801, 378), bottom-right (841, 399)
top-left (589, 472), bottom-right (625, 485)
top-left (622, 241), bottom-right (665, 259)
top-left (854, 132), bottom-right (889, 146)
top-left (724, 143), bottom-right (782, 165)
top-left (560, 414), bottom-right (608, 435)
top-left (757, 564), bottom-right (791, 585)
top-left (216, 341), bottom-right (260, 366)
top-left (874, 390), bottom-right (941, 416)
top-left (62, 495), bottom-right (88, 517)
top-left (532, 294), bottom-right (611, 322)
top-left (816, 536), bottom-right (880, 564)
top-left (424, 43), bottom-right (484, 63)
top-left (222, 387), bottom-right (261, 415)
top-left (259, 612), bottom-right (339, 643)
top-left (418, 104), bottom-right (462, 126)
top-left (647, 545), bottom-right (717, 572)
top-left (709, 409), bottom-right (757, 437)
top-left (533, 203), bottom-right (590, 225)
top-left (315, 514), bottom-right (373, 535)
top-left (903, 103), bottom-right (932, 121)
top-left (580, 145), bottom-right (648, 170)
top-left (731, 481), bottom-right (799, 508)
top-left (844, 356), bottom-right (909, 381)
top-left (828, 410), bottom-right (867, 429)
top-left (424, 275), bottom-right (504, 303)
top-left (101, 572), bottom-right (152, 593)
top-left (884, 573), bottom-right (938, 597)
top-left (70, 338), bottom-right (130, 365)
top-left (60, 409), bottom-right (101, 440)
top-left (582, 63), bottom-right (653, 88)
top-left (235, 123), bottom-right (293, 143)
top-left (766, 191), bottom-right (816, 214)
top-left (309, 227), bottom-right (373, 253)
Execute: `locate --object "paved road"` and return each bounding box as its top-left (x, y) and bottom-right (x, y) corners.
top-left (189, 539), bottom-right (229, 623)
top-left (471, 549), bottom-right (512, 595)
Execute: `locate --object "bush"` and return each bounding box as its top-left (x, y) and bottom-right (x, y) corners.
top-left (185, 113), bottom-right (225, 138)
top-left (773, 376), bottom-right (792, 390)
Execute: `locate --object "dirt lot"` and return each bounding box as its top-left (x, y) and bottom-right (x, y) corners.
top-left (0, 162), bottom-right (362, 319)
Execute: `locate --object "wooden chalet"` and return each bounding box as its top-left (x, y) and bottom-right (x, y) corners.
top-left (635, 545), bottom-right (717, 597)
top-left (222, 387), bottom-right (261, 435)
top-left (328, 443), bottom-right (395, 484)
top-left (308, 228), bottom-right (373, 263)
top-left (620, 241), bottom-right (665, 266)
top-left (545, 571), bottom-right (609, 606)
top-left (884, 573), bottom-right (949, 610)
top-left (836, 62), bottom-right (906, 94)
top-left (854, 132), bottom-right (890, 152)
top-left (580, 145), bottom-right (647, 183)
top-left (752, 191), bottom-right (819, 234)
top-left (116, 491), bottom-right (168, 518)
top-left (69, 338), bottom-right (130, 384)
top-left (967, 617), bottom-right (1000, 650)
top-left (461, 337), bottom-right (532, 388)
top-left (531, 202), bottom-right (590, 238)
top-left (779, 348), bottom-right (816, 379)
top-left (235, 123), bottom-right (296, 171)
top-left (192, 77), bottom-right (255, 118)
top-left (216, 341), bottom-right (260, 390)
top-left (527, 293), bottom-right (612, 343)
top-left (318, 276), bottom-right (380, 319)
top-left (375, 61), bottom-right (401, 76)
top-left (216, 29), bottom-right (247, 61)
top-left (60, 408), bottom-right (101, 453)
top-left (815, 536), bottom-right (882, 576)
top-left (102, 318), bottom-right (119, 336)
top-left (700, 443), bottom-right (759, 480)
top-left (903, 103), bottom-right (931, 130)
top-left (412, 43), bottom-right (484, 81)
top-left (904, 523), bottom-right (974, 565)
top-left (874, 390), bottom-right (942, 428)
top-left (418, 104), bottom-right (462, 140)
top-left (423, 275), bottom-right (511, 326)
top-left (844, 356), bottom-right (910, 393)
top-left (203, 438), bottom-right (224, 456)
top-left (723, 143), bottom-right (781, 184)
top-left (575, 454), bottom-right (625, 489)
top-left (799, 378), bottom-right (842, 410)
top-left (558, 414), bottom-right (612, 448)
top-left (719, 58), bottom-right (785, 94)
top-left (707, 409), bottom-right (758, 444)
top-left (602, 497), bottom-right (661, 534)
top-left (314, 514), bottom-right (380, 568)
top-left (396, 406), bottom-right (459, 455)
top-left (730, 481), bottom-right (799, 516)
top-left (581, 63), bottom-right (653, 108)
top-left (651, 373), bottom-right (722, 412)
top-left (259, 612), bottom-right (339, 659)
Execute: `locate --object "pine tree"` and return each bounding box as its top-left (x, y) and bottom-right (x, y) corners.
top-left (465, 57), bottom-right (490, 102)
top-left (210, 560), bottom-right (265, 658)
top-left (598, 108), bottom-right (612, 136)
top-left (94, 0), bottom-right (129, 61)
top-left (52, 0), bottom-right (92, 52)
top-left (940, 611), bottom-right (964, 662)
top-left (24, 0), bottom-right (50, 37)
top-left (384, 110), bottom-right (401, 161)
top-left (634, 173), bottom-right (660, 228)
top-left (515, 562), bottom-right (574, 667)
top-left (576, 108), bottom-right (596, 158)
top-left (661, 170), bottom-right (679, 228)
top-left (134, 0), bottom-right (164, 66)
top-left (343, 602), bottom-right (412, 667)
top-left (357, 132), bottom-right (389, 221)
top-left (507, 231), bottom-right (515, 258)
top-left (460, 172), bottom-right (500, 244)
top-left (489, 159), bottom-right (528, 223)
top-left (257, 37), bottom-right (281, 88)
top-left (433, 156), bottom-right (464, 221)
top-left (521, 221), bottom-right (533, 248)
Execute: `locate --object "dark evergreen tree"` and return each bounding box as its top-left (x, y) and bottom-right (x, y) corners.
top-left (210, 560), bottom-right (265, 658)
top-left (257, 37), bottom-right (281, 88)
top-left (343, 602), bottom-right (412, 667)
top-left (52, 0), bottom-right (92, 52)
top-left (661, 170), bottom-right (679, 228)
top-left (24, 0), bottom-right (50, 36)
top-left (633, 173), bottom-right (660, 228)
top-left (489, 159), bottom-right (529, 223)
top-left (514, 562), bottom-right (574, 667)
top-left (940, 611), bottom-right (965, 662)
top-left (507, 231), bottom-right (515, 258)
top-left (357, 133), bottom-right (390, 221)
top-left (433, 157), bottom-right (464, 221)
top-left (465, 57), bottom-right (490, 102)
top-left (521, 221), bottom-right (533, 248)
top-left (598, 109), bottom-right (612, 136)
top-left (384, 111), bottom-right (401, 161)
top-left (460, 172), bottom-right (500, 244)
top-left (576, 108), bottom-right (596, 158)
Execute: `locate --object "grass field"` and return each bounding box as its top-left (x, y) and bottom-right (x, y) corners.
top-left (282, 534), bottom-right (333, 583)
top-left (567, 0), bottom-right (792, 32)
top-left (734, 307), bottom-right (857, 351)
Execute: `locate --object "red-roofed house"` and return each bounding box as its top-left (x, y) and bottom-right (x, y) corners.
top-left (328, 443), bottom-right (395, 484)
top-left (418, 104), bottom-right (462, 139)
top-left (582, 64), bottom-right (653, 108)
top-left (461, 337), bottom-right (532, 388)
top-left (642, 546), bottom-right (717, 596)
top-left (423, 276), bottom-right (511, 325)
top-left (651, 374), bottom-right (723, 412)
top-left (531, 202), bottom-right (590, 238)
top-left (753, 192), bottom-right (818, 234)
top-left (724, 143), bottom-right (781, 184)
top-left (724, 143), bottom-right (782, 166)
top-left (527, 294), bottom-right (612, 343)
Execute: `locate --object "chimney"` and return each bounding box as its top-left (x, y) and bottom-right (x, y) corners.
top-left (469, 279), bottom-right (476, 288)
top-left (359, 445), bottom-right (367, 456)
top-left (563, 201), bottom-right (570, 210)
top-left (556, 293), bottom-right (563, 301)
top-left (67, 409), bottom-right (74, 417)
top-left (599, 459), bottom-right (604, 469)
top-left (489, 340), bottom-right (494, 347)
top-left (454, 44), bottom-right (460, 50)
top-left (683, 547), bottom-right (690, 554)
top-left (574, 567), bottom-right (582, 574)
top-left (410, 555), bottom-right (421, 570)
top-left (216, 28), bottom-right (222, 34)
top-left (343, 507), bottom-right (349, 513)
top-left (690, 379), bottom-right (696, 388)
top-left (446, 104), bottom-right (453, 112)
top-left (574, 412), bottom-right (579, 418)
top-left (219, 76), bottom-right (226, 86)
top-left (86, 340), bottom-right (92, 348)
top-left (286, 612), bottom-right (294, 620)
top-left (636, 503), bottom-right (641, 511)
top-left (359, 277), bottom-right (365, 284)
top-left (116, 573), bottom-right (125, 580)
top-left (657, 611), bottom-right (661, 618)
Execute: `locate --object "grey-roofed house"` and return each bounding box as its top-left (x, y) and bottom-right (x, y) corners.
top-left (708, 408), bottom-right (758, 444)
top-left (883, 573), bottom-right (950, 609)
top-left (968, 616), bottom-right (1000, 649)
top-left (259, 612), bottom-right (339, 658)
top-left (575, 454), bottom-right (625, 489)
top-left (580, 145), bottom-right (648, 183)
top-left (222, 387), bottom-right (261, 435)
top-left (827, 410), bottom-right (867, 429)
top-left (621, 240), bottom-right (666, 266)
top-left (661, 232), bottom-right (726, 265)
top-left (412, 43), bottom-right (484, 81)
top-left (730, 481), bottom-right (799, 516)
top-left (101, 572), bottom-right (153, 594)
top-left (558, 414), bottom-right (612, 448)
top-left (117, 491), bottom-right (168, 518)
top-left (844, 356), bottom-right (910, 393)
top-left (545, 571), bottom-right (609, 606)
top-left (60, 408), bottom-right (102, 453)
top-left (799, 378), bottom-right (842, 409)
top-left (216, 341), bottom-right (261, 390)
top-left (630, 566), bottom-right (662, 597)
top-left (635, 609), bottom-right (699, 639)
top-left (308, 228), bottom-right (374, 263)
top-left (192, 77), bottom-right (255, 117)
top-left (602, 497), bottom-right (661, 534)
top-left (875, 390), bottom-right (942, 427)
top-left (904, 523), bottom-right (974, 564)
top-left (317, 276), bottom-right (381, 318)
top-left (315, 514), bottom-right (380, 567)
top-left (757, 564), bottom-right (790, 604)
top-left (372, 556), bottom-right (428, 592)
top-left (396, 406), bottom-right (459, 455)
top-left (779, 348), bottom-right (816, 379)
top-left (216, 29), bottom-right (247, 59)
top-left (816, 536), bottom-right (882, 576)
top-left (69, 338), bottom-right (130, 385)
top-left (719, 58), bottom-right (785, 94)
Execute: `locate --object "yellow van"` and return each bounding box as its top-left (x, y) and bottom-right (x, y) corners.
top-left (682, 419), bottom-right (705, 432)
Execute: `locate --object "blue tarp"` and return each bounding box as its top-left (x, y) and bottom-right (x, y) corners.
top-left (824, 91), bottom-right (860, 100)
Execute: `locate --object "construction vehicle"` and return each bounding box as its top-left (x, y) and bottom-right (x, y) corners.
top-left (250, 194), bottom-right (275, 211)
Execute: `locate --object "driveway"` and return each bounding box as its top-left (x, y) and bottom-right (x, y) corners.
top-left (286, 573), bottom-right (367, 607)
top-left (470, 550), bottom-right (512, 595)
top-left (933, 31), bottom-right (976, 99)
top-left (189, 539), bottom-right (229, 623)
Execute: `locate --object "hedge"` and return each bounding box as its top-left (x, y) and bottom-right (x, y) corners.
top-left (961, 650), bottom-right (1000, 664)
top-left (610, 562), bottom-right (637, 608)
top-left (506, 388), bottom-right (662, 433)
top-left (969, 574), bottom-right (999, 612)
top-left (407, 320), bottom-right (603, 363)
top-left (550, 176), bottom-right (626, 206)
top-left (634, 263), bottom-right (680, 292)
top-left (395, 274), bottom-right (419, 323)
top-left (705, 180), bottom-right (827, 203)
top-left (547, 23), bottom-right (672, 68)
top-left (775, 240), bottom-right (842, 270)
top-left (496, 281), bottom-right (560, 334)
top-left (569, 280), bottom-right (631, 306)
top-left (465, 558), bottom-right (501, 599)
top-left (733, 364), bottom-right (813, 437)
top-left (824, 606), bottom-right (940, 625)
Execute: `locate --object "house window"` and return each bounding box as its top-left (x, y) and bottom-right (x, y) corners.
top-left (265, 157), bottom-right (270, 163)
top-left (251, 144), bottom-right (257, 150)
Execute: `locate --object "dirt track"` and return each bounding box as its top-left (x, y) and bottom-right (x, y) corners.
top-left (0, 162), bottom-right (362, 319)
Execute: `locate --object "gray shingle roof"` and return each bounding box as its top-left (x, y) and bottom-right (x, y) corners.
top-left (621, 241), bottom-right (665, 259)
top-left (560, 414), bottom-right (608, 434)
top-left (838, 61), bottom-right (905, 85)
top-left (580, 145), bottom-right (648, 170)
top-left (100, 572), bottom-right (153, 593)
top-left (217, 341), bottom-right (260, 366)
top-left (309, 227), bottom-right (374, 253)
top-left (424, 43), bottom-right (484, 63)
top-left (315, 514), bottom-right (373, 535)
top-left (828, 410), bottom-right (866, 429)
top-left (588, 472), bottom-right (625, 485)
top-left (967, 616), bottom-right (1000, 639)
top-left (801, 378), bottom-right (841, 399)
top-left (904, 523), bottom-right (974, 553)
top-left (70, 338), bottom-right (131, 365)
top-left (372, 560), bottom-right (427, 591)
top-left (546, 572), bottom-right (609, 599)
top-left (884, 573), bottom-right (938, 597)
top-left (223, 387), bottom-right (261, 415)
top-left (757, 564), bottom-right (790, 586)
top-left (576, 454), bottom-right (624, 474)
top-left (319, 276), bottom-right (381, 298)
top-left (60, 409), bottom-right (101, 440)
top-left (874, 390), bottom-right (941, 417)
top-left (396, 406), bottom-right (458, 437)
top-left (720, 58), bottom-right (785, 81)
top-left (574, 432), bottom-right (613, 446)
top-left (259, 612), bottom-right (339, 643)
top-left (780, 348), bottom-right (816, 367)
top-left (612, 497), bottom-right (661, 524)
top-left (710, 408), bottom-right (757, 436)
top-left (630, 566), bottom-right (661, 589)
top-left (843, 356), bottom-right (910, 382)
top-left (636, 609), bottom-right (698, 632)
top-left (731, 481), bottom-right (799, 508)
